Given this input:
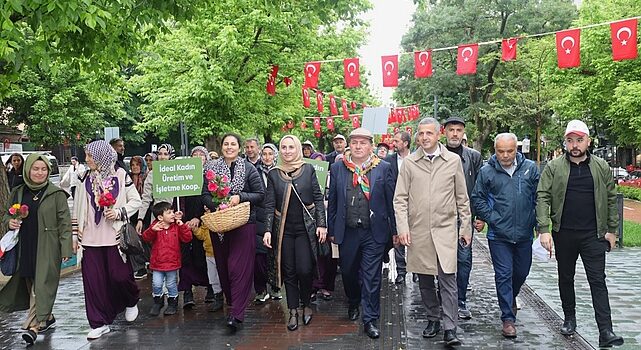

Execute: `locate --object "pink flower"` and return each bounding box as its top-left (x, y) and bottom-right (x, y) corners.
top-left (222, 175), bottom-right (229, 183)
top-left (8, 207), bottom-right (16, 215)
top-left (205, 170), bottom-right (215, 180)
top-left (208, 182), bottom-right (218, 192)
top-left (221, 186), bottom-right (231, 197)
top-left (218, 204), bottom-right (228, 210)
top-left (20, 205), bottom-right (28, 213)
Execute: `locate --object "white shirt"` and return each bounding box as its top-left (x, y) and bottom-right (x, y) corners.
top-left (422, 146), bottom-right (441, 162)
top-left (501, 159), bottom-right (518, 177)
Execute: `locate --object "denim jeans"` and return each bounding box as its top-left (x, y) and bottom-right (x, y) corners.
top-left (488, 239), bottom-right (532, 321)
top-left (152, 270), bottom-right (178, 298)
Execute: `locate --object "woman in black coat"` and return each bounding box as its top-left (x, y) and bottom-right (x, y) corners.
top-left (263, 135), bottom-right (327, 331)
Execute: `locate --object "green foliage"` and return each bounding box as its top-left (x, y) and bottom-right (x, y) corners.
top-left (623, 220), bottom-right (641, 247)
top-left (395, 0), bottom-right (577, 151)
top-left (618, 185), bottom-right (641, 201)
top-left (129, 0), bottom-right (376, 152)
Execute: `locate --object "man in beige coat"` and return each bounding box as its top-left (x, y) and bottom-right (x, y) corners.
top-left (394, 117), bottom-right (472, 346)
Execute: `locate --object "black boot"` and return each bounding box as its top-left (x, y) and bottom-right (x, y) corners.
top-left (205, 285), bottom-right (215, 303)
top-left (560, 317), bottom-right (576, 336)
top-left (149, 296), bottom-right (165, 316)
top-left (599, 329), bottom-right (624, 348)
top-left (209, 292), bottom-right (224, 312)
top-left (164, 296), bottom-right (178, 315)
top-left (183, 289), bottom-right (195, 309)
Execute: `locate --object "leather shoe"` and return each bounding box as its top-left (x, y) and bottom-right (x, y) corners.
top-left (422, 320), bottom-right (440, 338)
top-left (502, 320), bottom-right (517, 338)
top-left (599, 329), bottom-right (624, 348)
top-left (412, 274), bottom-right (419, 283)
top-left (226, 316), bottom-right (241, 332)
top-left (348, 306), bottom-right (360, 321)
top-left (287, 309), bottom-right (299, 331)
top-left (560, 318), bottom-right (576, 336)
top-left (364, 322), bottom-right (380, 339)
top-left (443, 329), bottom-right (461, 346)
top-left (394, 275), bottom-right (406, 284)
top-left (303, 307), bottom-right (313, 325)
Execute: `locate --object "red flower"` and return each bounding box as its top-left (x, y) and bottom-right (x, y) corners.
top-left (205, 170), bottom-right (215, 181)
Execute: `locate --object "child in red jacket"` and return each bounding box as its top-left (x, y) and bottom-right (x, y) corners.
top-left (142, 202), bottom-right (192, 316)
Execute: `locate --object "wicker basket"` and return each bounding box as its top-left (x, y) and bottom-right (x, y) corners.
top-left (201, 202), bottom-right (250, 233)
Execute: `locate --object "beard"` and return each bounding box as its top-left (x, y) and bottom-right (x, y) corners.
top-left (568, 148), bottom-right (586, 158)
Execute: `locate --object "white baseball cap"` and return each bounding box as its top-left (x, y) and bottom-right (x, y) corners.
top-left (564, 120), bottom-right (589, 137)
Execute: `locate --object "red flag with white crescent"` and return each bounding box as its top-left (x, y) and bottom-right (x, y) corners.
top-left (313, 117), bottom-right (321, 131)
top-left (316, 90), bottom-right (324, 113)
top-left (457, 44), bottom-right (479, 75)
top-left (343, 58), bottom-right (360, 88)
top-left (300, 121), bottom-right (308, 129)
top-left (342, 99), bottom-right (349, 120)
top-left (414, 50), bottom-right (433, 78)
top-left (302, 87), bottom-right (310, 108)
top-left (611, 19), bottom-right (637, 61)
top-left (502, 38), bottom-right (518, 61)
top-left (388, 110), bottom-right (396, 124)
top-left (266, 65), bottom-right (278, 96)
top-left (556, 29), bottom-right (581, 68)
top-left (326, 116), bottom-right (335, 131)
top-left (304, 62), bottom-right (321, 88)
top-left (406, 126), bottom-right (413, 135)
top-left (381, 55), bottom-right (399, 87)
top-left (329, 95), bottom-right (338, 115)
top-left (352, 115), bottom-right (360, 128)
top-left (283, 76), bottom-right (292, 87)
top-left (351, 101), bottom-right (357, 110)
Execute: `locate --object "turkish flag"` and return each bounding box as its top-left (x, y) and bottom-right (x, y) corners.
top-left (300, 121), bottom-right (308, 129)
top-left (286, 120), bottom-right (294, 130)
top-left (406, 126), bottom-right (413, 135)
top-left (556, 29), bottom-right (581, 68)
top-left (351, 101), bottom-right (357, 110)
top-left (326, 116), bottom-right (335, 131)
top-left (304, 62), bottom-right (321, 88)
top-left (266, 65), bottom-right (278, 96)
top-left (414, 50), bottom-right (433, 78)
top-left (457, 44), bottom-right (478, 75)
top-left (388, 110), bottom-right (396, 124)
top-left (313, 117), bottom-right (321, 131)
top-left (329, 95), bottom-right (338, 115)
top-left (302, 87), bottom-right (310, 108)
top-left (316, 90), bottom-right (324, 113)
top-left (341, 99), bottom-right (349, 120)
top-left (352, 115), bottom-right (360, 128)
top-left (611, 19), bottom-right (637, 61)
top-left (343, 58), bottom-right (360, 88)
top-left (314, 130), bottom-right (322, 138)
top-left (502, 38), bottom-right (518, 61)
top-left (393, 126), bottom-right (400, 134)
top-left (381, 55), bottom-right (399, 87)
top-left (283, 76), bottom-right (292, 87)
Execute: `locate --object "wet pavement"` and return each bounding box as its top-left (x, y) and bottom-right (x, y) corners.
top-left (2, 234), bottom-right (640, 349)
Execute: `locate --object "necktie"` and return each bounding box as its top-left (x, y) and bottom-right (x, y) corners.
top-left (427, 155), bottom-right (434, 160)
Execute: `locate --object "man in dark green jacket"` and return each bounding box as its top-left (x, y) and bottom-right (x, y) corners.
top-left (536, 119), bottom-right (623, 348)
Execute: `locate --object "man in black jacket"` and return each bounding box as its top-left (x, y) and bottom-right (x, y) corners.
top-left (442, 116), bottom-right (484, 320)
top-left (325, 134), bottom-right (347, 166)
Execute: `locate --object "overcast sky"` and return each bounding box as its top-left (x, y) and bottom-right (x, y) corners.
top-left (358, 0), bottom-right (416, 106)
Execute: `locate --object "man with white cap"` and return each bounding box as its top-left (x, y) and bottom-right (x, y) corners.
top-left (536, 119), bottom-right (624, 348)
top-left (326, 134), bottom-right (347, 166)
top-left (327, 127), bottom-right (396, 339)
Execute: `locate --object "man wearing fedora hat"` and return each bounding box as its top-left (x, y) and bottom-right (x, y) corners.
top-left (327, 127), bottom-right (396, 339)
top-left (537, 119), bottom-right (623, 348)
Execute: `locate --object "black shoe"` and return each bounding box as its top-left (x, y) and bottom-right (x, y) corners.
top-left (443, 329), bottom-right (461, 346)
top-left (134, 268), bottom-right (147, 280)
top-left (183, 289), bottom-right (195, 309)
top-left (209, 292), bottom-right (224, 312)
top-left (205, 285), bottom-right (215, 303)
top-left (422, 320), bottom-right (440, 338)
top-left (599, 329), bottom-right (624, 348)
top-left (226, 316), bottom-right (241, 332)
top-left (394, 275), bottom-right (406, 284)
top-left (164, 296), bottom-right (178, 315)
top-left (560, 318), bottom-right (576, 336)
top-left (287, 309), bottom-right (299, 331)
top-left (22, 329), bottom-right (37, 345)
top-left (303, 306), bottom-right (313, 325)
top-left (39, 315), bottom-right (56, 333)
top-left (364, 322), bottom-right (380, 339)
top-left (412, 274), bottom-right (419, 283)
top-left (348, 306), bottom-right (360, 321)
top-left (149, 296), bottom-right (165, 316)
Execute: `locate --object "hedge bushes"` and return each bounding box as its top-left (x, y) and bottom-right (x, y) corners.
top-left (617, 185), bottom-right (641, 201)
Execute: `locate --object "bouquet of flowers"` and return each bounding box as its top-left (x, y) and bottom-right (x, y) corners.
top-left (1, 203), bottom-right (29, 259)
top-left (98, 192), bottom-right (116, 209)
top-left (205, 169), bottom-right (232, 211)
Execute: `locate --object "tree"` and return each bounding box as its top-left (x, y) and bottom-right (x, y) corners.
top-left (129, 0), bottom-right (376, 152)
top-left (395, 0), bottom-right (577, 151)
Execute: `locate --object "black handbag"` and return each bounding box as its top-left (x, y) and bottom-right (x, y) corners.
top-left (118, 208), bottom-right (144, 256)
top-left (0, 245), bottom-right (17, 276)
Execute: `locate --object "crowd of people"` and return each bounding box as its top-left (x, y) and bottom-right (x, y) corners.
top-left (0, 118), bottom-right (625, 348)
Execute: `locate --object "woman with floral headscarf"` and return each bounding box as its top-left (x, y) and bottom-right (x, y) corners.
top-left (202, 133), bottom-right (264, 332)
top-left (136, 144), bottom-right (174, 234)
top-left (263, 135), bottom-right (327, 331)
top-left (0, 154), bottom-right (73, 345)
top-left (73, 140), bottom-right (142, 340)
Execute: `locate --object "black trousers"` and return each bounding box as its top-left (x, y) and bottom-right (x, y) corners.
top-left (281, 228), bottom-right (313, 310)
top-left (553, 229), bottom-right (613, 332)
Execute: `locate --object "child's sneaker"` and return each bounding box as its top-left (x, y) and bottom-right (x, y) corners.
top-left (254, 291), bottom-right (270, 304)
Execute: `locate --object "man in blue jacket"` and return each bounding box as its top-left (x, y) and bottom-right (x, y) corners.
top-left (471, 133), bottom-right (539, 338)
top-left (328, 128), bottom-right (396, 339)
